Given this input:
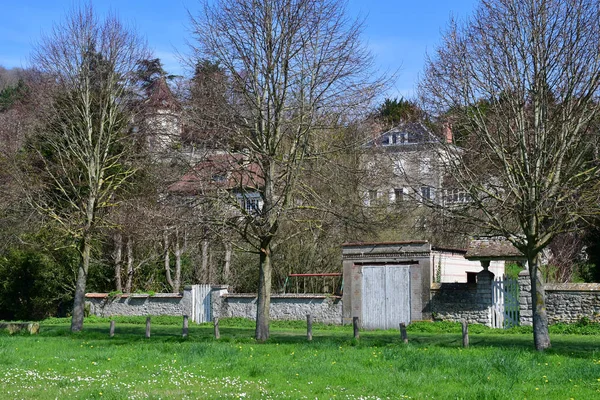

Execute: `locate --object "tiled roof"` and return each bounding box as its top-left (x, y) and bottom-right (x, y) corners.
top-left (168, 153), bottom-right (263, 195)
top-left (145, 77), bottom-right (180, 111)
top-left (465, 237), bottom-right (524, 260)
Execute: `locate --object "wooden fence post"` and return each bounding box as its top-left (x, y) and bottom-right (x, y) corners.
top-left (214, 317), bottom-right (220, 339)
top-left (109, 320), bottom-right (115, 338)
top-left (145, 317), bottom-right (151, 339)
top-left (307, 314), bottom-right (313, 341)
top-left (182, 315), bottom-right (189, 338)
top-left (400, 322), bottom-right (408, 344)
top-left (461, 319), bottom-right (469, 348)
top-left (353, 316), bottom-right (359, 339)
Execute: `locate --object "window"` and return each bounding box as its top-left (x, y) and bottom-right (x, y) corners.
top-left (467, 272), bottom-right (477, 284)
top-left (444, 188), bottom-right (471, 204)
top-left (212, 174), bottom-right (227, 183)
top-left (236, 192), bottom-right (263, 213)
top-left (394, 188), bottom-right (404, 203)
top-left (368, 190), bottom-right (378, 203)
top-left (381, 136), bottom-right (390, 145)
top-left (420, 186), bottom-right (434, 201)
top-left (400, 132), bottom-right (408, 143)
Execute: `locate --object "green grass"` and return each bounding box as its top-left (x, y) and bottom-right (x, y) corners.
top-left (1, 318), bottom-right (600, 399)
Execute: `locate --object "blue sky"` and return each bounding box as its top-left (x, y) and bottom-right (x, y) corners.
top-left (0, 0), bottom-right (478, 98)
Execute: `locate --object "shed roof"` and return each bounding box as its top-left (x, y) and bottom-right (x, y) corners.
top-left (465, 237), bottom-right (524, 260)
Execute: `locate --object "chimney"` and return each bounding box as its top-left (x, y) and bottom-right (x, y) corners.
top-left (443, 123), bottom-right (453, 144)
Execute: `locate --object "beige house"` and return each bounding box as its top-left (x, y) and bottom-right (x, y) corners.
top-left (361, 122), bottom-right (466, 207)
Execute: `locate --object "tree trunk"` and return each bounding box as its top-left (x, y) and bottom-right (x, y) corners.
top-left (173, 228), bottom-right (182, 293)
top-left (201, 238), bottom-right (209, 283)
top-left (113, 231), bottom-right (123, 292)
top-left (255, 243), bottom-right (272, 342)
top-left (164, 229), bottom-right (173, 289)
top-left (70, 235), bottom-right (91, 332)
top-left (124, 236), bottom-right (134, 293)
top-left (529, 252), bottom-right (551, 351)
top-left (223, 241), bottom-right (232, 283)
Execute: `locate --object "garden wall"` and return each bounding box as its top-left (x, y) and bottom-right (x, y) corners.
top-left (86, 288), bottom-right (341, 324)
top-left (518, 270), bottom-right (600, 325)
top-left (429, 269), bottom-right (494, 326)
top-left (86, 293), bottom-right (189, 317)
top-left (212, 292), bottom-right (342, 324)
top-left (86, 274), bottom-right (600, 327)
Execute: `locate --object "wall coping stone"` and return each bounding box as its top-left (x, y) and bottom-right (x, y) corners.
top-left (431, 283), bottom-right (477, 290)
top-left (223, 293), bottom-right (341, 300)
top-left (85, 293), bottom-right (183, 299)
top-left (545, 283), bottom-right (600, 292)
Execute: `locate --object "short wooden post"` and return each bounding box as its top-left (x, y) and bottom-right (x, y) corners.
top-left (400, 322), bottom-right (408, 344)
top-left (214, 317), bottom-right (220, 339)
top-left (182, 315), bottom-right (189, 338)
top-left (461, 319), bottom-right (469, 348)
top-left (353, 316), bottom-right (359, 339)
top-left (145, 317), bottom-right (151, 339)
top-left (109, 320), bottom-right (115, 338)
top-left (307, 314), bottom-right (313, 341)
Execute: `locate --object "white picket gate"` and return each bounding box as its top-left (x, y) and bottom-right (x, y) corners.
top-left (491, 275), bottom-right (519, 328)
top-left (190, 284), bottom-right (212, 323)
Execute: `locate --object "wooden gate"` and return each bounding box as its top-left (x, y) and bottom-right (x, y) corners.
top-left (191, 284), bottom-right (212, 323)
top-left (491, 275), bottom-right (519, 328)
top-left (361, 265), bottom-right (411, 329)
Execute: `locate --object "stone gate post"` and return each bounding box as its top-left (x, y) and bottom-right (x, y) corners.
top-left (476, 261), bottom-right (495, 327)
top-left (518, 269), bottom-right (533, 326)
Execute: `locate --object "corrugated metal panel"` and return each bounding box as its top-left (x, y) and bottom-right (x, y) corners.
top-left (192, 284), bottom-right (212, 323)
top-left (361, 265), bottom-right (410, 329)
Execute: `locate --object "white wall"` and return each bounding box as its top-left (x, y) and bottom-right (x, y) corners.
top-left (432, 251), bottom-right (504, 283)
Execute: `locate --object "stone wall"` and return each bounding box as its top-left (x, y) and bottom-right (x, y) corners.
top-left (518, 271), bottom-right (600, 324)
top-left (213, 293), bottom-right (342, 324)
top-left (429, 269), bottom-right (494, 325)
top-left (86, 293), bottom-right (186, 317)
top-left (86, 288), bottom-right (342, 324)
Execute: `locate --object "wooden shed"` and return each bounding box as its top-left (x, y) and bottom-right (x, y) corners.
top-left (341, 241), bottom-right (505, 329)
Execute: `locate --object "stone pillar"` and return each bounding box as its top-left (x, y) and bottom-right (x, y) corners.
top-left (210, 285), bottom-right (229, 321)
top-left (476, 268), bottom-right (495, 327)
top-left (518, 269), bottom-right (533, 326)
top-left (182, 286), bottom-right (193, 317)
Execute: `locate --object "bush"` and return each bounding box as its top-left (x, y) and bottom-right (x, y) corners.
top-left (0, 248), bottom-right (75, 320)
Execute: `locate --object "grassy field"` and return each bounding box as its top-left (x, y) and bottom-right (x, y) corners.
top-left (1, 317), bottom-right (600, 399)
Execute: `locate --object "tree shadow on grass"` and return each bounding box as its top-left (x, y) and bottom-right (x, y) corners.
top-left (36, 323), bottom-right (600, 358)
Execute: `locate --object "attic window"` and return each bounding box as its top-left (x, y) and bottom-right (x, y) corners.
top-left (212, 174), bottom-right (227, 183)
top-left (400, 132), bottom-right (408, 143)
top-left (381, 136), bottom-right (390, 145)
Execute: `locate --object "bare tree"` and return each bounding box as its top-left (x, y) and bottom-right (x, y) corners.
top-left (419, 0), bottom-right (600, 350)
top-left (190, 0), bottom-right (384, 341)
top-left (28, 5), bottom-right (148, 331)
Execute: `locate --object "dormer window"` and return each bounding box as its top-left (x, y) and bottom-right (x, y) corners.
top-left (212, 174), bottom-right (227, 183)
